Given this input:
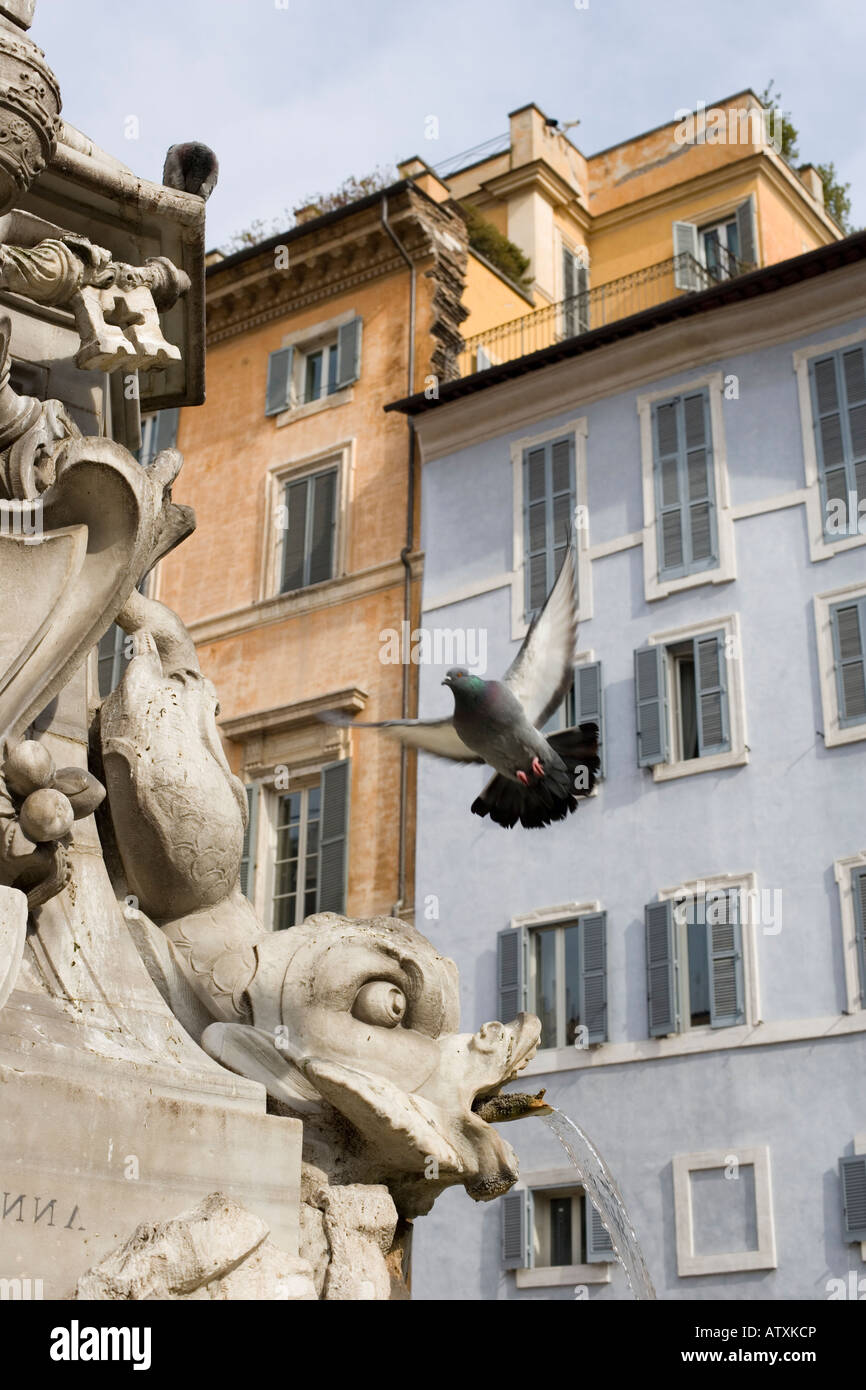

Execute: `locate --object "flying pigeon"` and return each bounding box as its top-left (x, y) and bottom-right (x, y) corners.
top-left (162, 143), bottom-right (219, 201)
top-left (323, 548), bottom-right (599, 829)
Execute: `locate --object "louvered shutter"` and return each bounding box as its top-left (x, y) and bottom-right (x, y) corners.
top-left (706, 889), bottom-right (745, 1027)
top-left (240, 783), bottom-right (259, 901)
top-left (317, 760), bottom-right (350, 913)
top-left (308, 469), bottom-right (337, 586)
top-left (576, 262), bottom-right (590, 333)
top-left (840, 1156), bottom-right (866, 1243)
top-left (852, 867), bottom-right (866, 1005)
top-left (694, 630), bottom-right (730, 755)
top-left (842, 347), bottom-right (866, 510)
top-left (831, 598), bottom-right (866, 725)
top-left (654, 398), bottom-right (685, 573)
top-left (683, 391), bottom-right (716, 566)
top-left (335, 317), bottom-right (362, 388)
top-left (811, 353), bottom-right (850, 526)
top-left (154, 407), bottom-right (179, 453)
top-left (735, 195), bottom-right (757, 267)
top-left (280, 477), bottom-right (309, 593)
top-left (673, 220), bottom-right (700, 289)
top-left (646, 900), bottom-right (677, 1036)
top-left (635, 644), bottom-right (669, 766)
top-left (523, 436), bottom-right (575, 622)
top-left (562, 247), bottom-right (577, 336)
top-left (266, 346), bottom-right (294, 416)
top-left (502, 1189), bottom-right (529, 1268)
top-left (585, 1199), bottom-right (615, 1262)
top-left (497, 926), bottom-right (526, 1021)
top-left (579, 911), bottom-right (607, 1044)
top-left (575, 661), bottom-right (604, 777)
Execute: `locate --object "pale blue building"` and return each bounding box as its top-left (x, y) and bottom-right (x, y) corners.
top-left (388, 233), bottom-right (866, 1300)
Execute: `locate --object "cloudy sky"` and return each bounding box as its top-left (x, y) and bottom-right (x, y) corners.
top-left (32, 0), bottom-right (865, 250)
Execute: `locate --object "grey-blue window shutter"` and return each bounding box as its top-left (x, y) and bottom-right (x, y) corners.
top-left (307, 469), bottom-right (337, 587)
top-left (562, 248), bottom-right (577, 336)
top-left (280, 476), bottom-right (309, 593)
top-left (154, 407), bottom-right (179, 453)
top-left (318, 760), bottom-right (350, 914)
top-left (653, 398), bottom-right (685, 574)
top-left (575, 660), bottom-right (604, 777)
top-left (635, 644), bottom-right (668, 766)
top-left (523, 435), bottom-right (575, 622)
top-left (266, 346), bottom-right (294, 416)
top-left (852, 867), bottom-right (866, 1004)
top-left (646, 899), bottom-right (677, 1036)
top-left (735, 195), bottom-right (757, 267)
top-left (335, 317), bottom-right (362, 388)
top-left (673, 220), bottom-right (700, 289)
top-left (811, 354), bottom-right (849, 525)
top-left (502, 1189), bottom-right (530, 1268)
top-left (840, 1156), bottom-right (866, 1243)
top-left (579, 911), bottom-right (607, 1044)
top-left (240, 783), bottom-right (259, 901)
top-left (694, 630), bottom-right (730, 755)
top-left (497, 925), bottom-right (526, 1021)
top-left (831, 598), bottom-right (866, 726)
top-left (576, 260), bottom-right (590, 333)
top-left (682, 391), bottom-right (716, 567)
top-left (706, 889), bottom-right (745, 1028)
top-left (843, 347), bottom-right (866, 509)
top-left (585, 1198), bottom-right (615, 1262)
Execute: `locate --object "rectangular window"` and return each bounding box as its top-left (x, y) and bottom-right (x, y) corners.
top-left (137, 409), bottom-right (179, 466)
top-left (830, 596), bottom-right (866, 727)
top-left (852, 866), bottom-right (866, 1003)
top-left (502, 1187), bottom-right (614, 1270)
top-left (635, 629), bottom-right (731, 768)
top-left (266, 317), bottom-right (362, 417)
top-left (267, 760), bottom-right (349, 928)
top-left (526, 913), bottom-right (607, 1048)
top-left (652, 389), bottom-right (717, 580)
top-left (645, 889), bottom-right (745, 1037)
top-left (809, 346), bottom-right (866, 538)
top-left (302, 343), bottom-right (339, 405)
top-left (523, 434), bottom-right (575, 620)
top-left (279, 466), bottom-right (337, 593)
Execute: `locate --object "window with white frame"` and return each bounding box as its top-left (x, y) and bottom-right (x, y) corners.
top-left (502, 1182), bottom-right (614, 1276)
top-left (815, 583), bottom-right (866, 746)
top-left (794, 333), bottom-right (866, 562)
top-left (645, 884), bottom-right (748, 1037)
top-left (265, 317), bottom-right (362, 417)
top-left (634, 617), bottom-right (746, 778)
top-left (522, 433), bottom-right (575, 621)
top-left (561, 243), bottom-right (589, 337)
top-left (834, 852), bottom-right (866, 1015)
top-left (637, 375), bottom-right (734, 600)
top-left (240, 761), bottom-right (350, 929)
top-left (542, 659), bottom-right (605, 778)
top-left (498, 910), bottom-right (607, 1049)
top-left (672, 196), bottom-right (756, 291)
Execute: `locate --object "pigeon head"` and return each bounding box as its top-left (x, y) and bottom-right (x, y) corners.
top-left (442, 669), bottom-right (485, 702)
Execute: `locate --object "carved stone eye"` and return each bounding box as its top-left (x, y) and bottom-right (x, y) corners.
top-left (352, 980), bottom-right (407, 1028)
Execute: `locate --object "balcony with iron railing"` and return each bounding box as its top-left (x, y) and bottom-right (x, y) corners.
top-left (458, 249), bottom-right (753, 377)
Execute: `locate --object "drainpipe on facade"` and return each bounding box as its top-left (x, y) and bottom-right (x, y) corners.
top-left (380, 195), bottom-right (416, 920)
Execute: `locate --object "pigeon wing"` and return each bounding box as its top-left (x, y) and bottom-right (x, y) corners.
top-left (501, 545), bottom-right (578, 728)
top-left (318, 711), bottom-right (482, 764)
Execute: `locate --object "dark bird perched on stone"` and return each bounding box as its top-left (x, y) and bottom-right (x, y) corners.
top-left (321, 547), bottom-right (599, 829)
top-left (162, 143), bottom-right (219, 201)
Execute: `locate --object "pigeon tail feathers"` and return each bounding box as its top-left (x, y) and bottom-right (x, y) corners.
top-left (470, 723), bottom-right (600, 830)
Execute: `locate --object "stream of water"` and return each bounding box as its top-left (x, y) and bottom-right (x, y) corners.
top-left (543, 1109), bottom-right (656, 1300)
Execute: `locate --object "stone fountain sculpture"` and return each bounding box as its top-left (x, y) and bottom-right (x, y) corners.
top-left (0, 0), bottom-right (547, 1301)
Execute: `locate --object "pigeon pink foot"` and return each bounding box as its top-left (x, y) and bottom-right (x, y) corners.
top-left (516, 769), bottom-right (530, 786)
top-left (531, 756), bottom-right (544, 778)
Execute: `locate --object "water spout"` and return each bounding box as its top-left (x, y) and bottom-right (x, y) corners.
top-left (543, 1109), bottom-right (656, 1300)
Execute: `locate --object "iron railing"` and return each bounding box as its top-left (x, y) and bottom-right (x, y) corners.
top-left (458, 252), bottom-right (753, 377)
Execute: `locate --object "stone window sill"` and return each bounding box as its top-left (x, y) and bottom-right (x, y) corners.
top-left (515, 1264), bottom-right (610, 1289)
top-left (652, 747), bottom-right (749, 782)
top-left (275, 386), bottom-right (353, 427)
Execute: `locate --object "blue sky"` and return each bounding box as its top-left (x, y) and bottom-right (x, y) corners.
top-left (32, 0), bottom-right (865, 250)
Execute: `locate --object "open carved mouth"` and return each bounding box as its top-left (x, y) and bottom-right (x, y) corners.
top-left (469, 1015), bottom-right (552, 1125)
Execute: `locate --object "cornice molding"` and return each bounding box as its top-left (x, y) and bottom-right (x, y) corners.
top-left (220, 686), bottom-right (368, 743)
top-left (412, 259), bottom-right (866, 463)
top-left (188, 553), bottom-right (425, 647)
